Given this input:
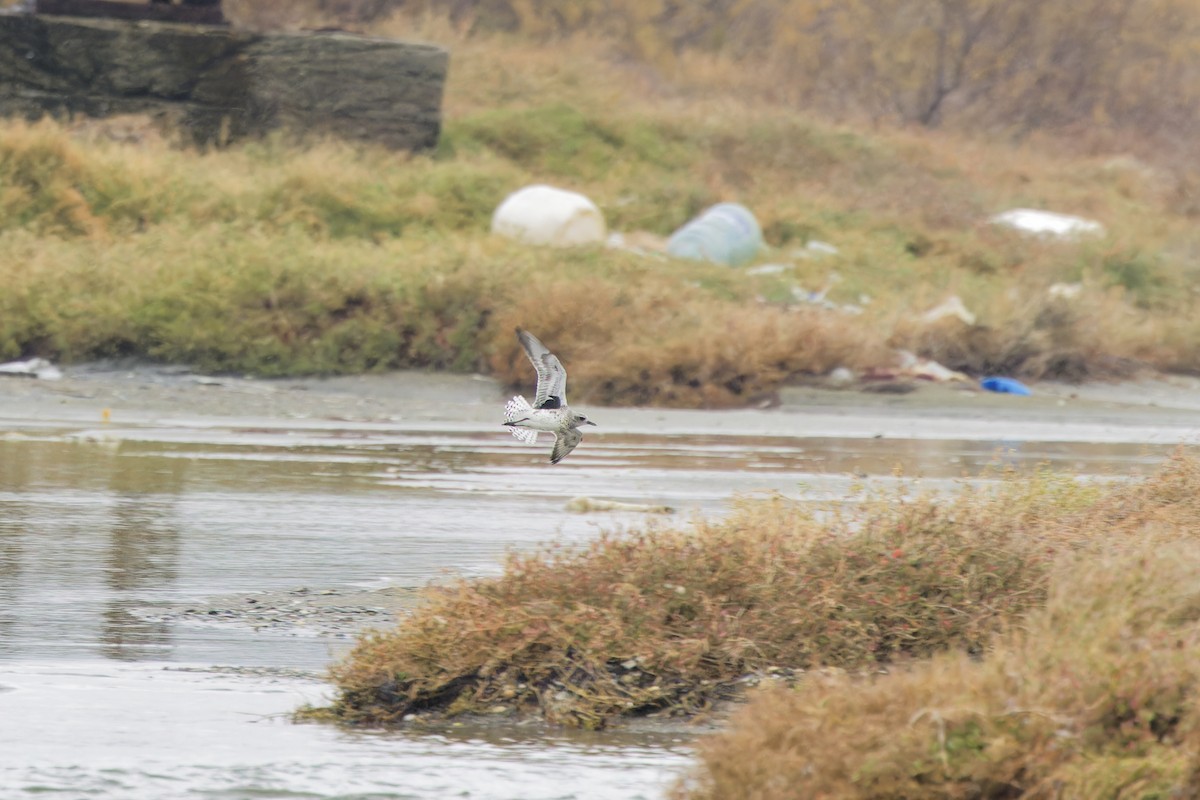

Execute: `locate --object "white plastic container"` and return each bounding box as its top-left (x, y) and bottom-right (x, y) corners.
top-left (666, 203), bottom-right (763, 266)
top-left (989, 208), bottom-right (1104, 239)
top-left (490, 184), bottom-right (606, 247)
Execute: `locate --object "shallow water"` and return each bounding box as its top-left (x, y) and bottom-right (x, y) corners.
top-left (0, 413), bottom-right (1181, 799)
top-left (0, 662), bottom-right (691, 800)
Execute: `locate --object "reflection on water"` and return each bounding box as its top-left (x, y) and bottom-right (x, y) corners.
top-left (0, 431), bottom-right (1170, 665)
top-left (0, 424), bottom-right (1179, 800)
top-left (101, 455), bottom-right (186, 660)
top-left (0, 449), bottom-right (24, 651)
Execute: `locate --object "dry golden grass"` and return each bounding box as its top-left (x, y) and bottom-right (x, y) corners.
top-left (889, 285), bottom-right (1163, 381)
top-left (319, 459), bottom-right (1125, 729)
top-left (677, 453), bottom-right (1200, 799)
top-left (488, 279), bottom-right (891, 407)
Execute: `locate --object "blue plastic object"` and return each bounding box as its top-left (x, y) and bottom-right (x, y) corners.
top-left (980, 376), bottom-right (1032, 396)
top-left (666, 203), bottom-right (763, 267)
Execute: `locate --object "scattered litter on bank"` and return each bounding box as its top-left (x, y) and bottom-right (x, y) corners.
top-left (800, 240), bottom-right (839, 257)
top-left (981, 376), bottom-right (1033, 396)
top-left (921, 295), bottom-right (977, 326)
top-left (789, 273), bottom-right (864, 314)
top-left (896, 350), bottom-right (971, 383)
top-left (826, 366), bottom-right (856, 388)
top-left (605, 230), bottom-right (669, 258)
top-left (1047, 282), bottom-right (1083, 300)
top-left (990, 208), bottom-right (1104, 239)
top-left (0, 358), bottom-right (62, 380)
top-left (746, 263), bottom-right (791, 276)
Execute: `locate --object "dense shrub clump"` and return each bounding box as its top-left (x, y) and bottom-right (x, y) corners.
top-left (323, 463), bottom-right (1106, 728)
top-left (678, 454), bottom-right (1200, 799)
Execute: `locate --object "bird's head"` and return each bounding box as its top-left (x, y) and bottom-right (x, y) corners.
top-left (573, 412), bottom-right (597, 427)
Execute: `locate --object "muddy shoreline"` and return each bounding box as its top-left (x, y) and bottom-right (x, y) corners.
top-left (135, 585), bottom-right (422, 641)
top-left (3, 360), bottom-right (1199, 437)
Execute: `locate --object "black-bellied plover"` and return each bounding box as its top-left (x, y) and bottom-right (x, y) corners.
top-left (503, 329), bottom-right (597, 464)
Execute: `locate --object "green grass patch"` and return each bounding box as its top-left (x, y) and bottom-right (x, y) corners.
top-left (444, 103), bottom-right (695, 180)
top-left (3, 28), bottom-right (1200, 396)
top-left (0, 216), bottom-right (895, 403)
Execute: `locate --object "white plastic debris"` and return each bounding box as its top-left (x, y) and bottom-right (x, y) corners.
top-left (1047, 282), bottom-right (1084, 300)
top-left (921, 295), bottom-right (977, 326)
top-left (913, 360), bottom-right (968, 383)
top-left (0, 357), bottom-right (62, 380)
top-left (805, 240), bottom-right (840, 256)
top-left (746, 263), bottom-right (791, 276)
top-left (791, 273), bottom-right (864, 312)
top-left (792, 286), bottom-right (830, 306)
top-left (491, 184), bottom-right (606, 247)
top-left (791, 240), bottom-right (840, 260)
top-left (605, 230), bottom-right (668, 258)
top-left (896, 350), bottom-right (970, 383)
top-left (989, 208), bottom-right (1105, 239)
top-left (827, 366), bottom-right (856, 387)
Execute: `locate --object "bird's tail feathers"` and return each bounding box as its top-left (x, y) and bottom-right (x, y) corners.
top-left (504, 396), bottom-right (539, 445)
top-left (504, 395), bottom-right (532, 420)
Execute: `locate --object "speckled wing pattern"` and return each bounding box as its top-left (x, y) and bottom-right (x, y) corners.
top-left (550, 427), bottom-right (584, 464)
top-left (503, 395), bottom-right (539, 444)
top-left (516, 328), bottom-right (567, 408)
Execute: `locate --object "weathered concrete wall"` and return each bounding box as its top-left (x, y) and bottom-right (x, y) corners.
top-left (0, 13), bottom-right (447, 149)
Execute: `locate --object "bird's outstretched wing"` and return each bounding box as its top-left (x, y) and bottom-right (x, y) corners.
top-left (550, 427), bottom-right (584, 464)
top-left (516, 329), bottom-right (567, 409)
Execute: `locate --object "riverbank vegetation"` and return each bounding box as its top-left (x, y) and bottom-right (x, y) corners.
top-left (2, 3), bottom-right (1199, 406)
top-left (317, 455), bottom-right (1197, 734)
top-left (677, 453), bottom-right (1200, 799)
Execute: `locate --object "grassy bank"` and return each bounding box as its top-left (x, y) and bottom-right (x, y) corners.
top-left (3, 18), bottom-right (1200, 403)
top-left (678, 455), bottom-right (1200, 799)
top-left (315, 456), bottom-right (1200, 730)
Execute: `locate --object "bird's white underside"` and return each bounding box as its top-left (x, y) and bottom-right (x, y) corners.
top-left (506, 331), bottom-right (589, 463)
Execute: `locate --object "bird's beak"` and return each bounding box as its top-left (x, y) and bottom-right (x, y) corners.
top-left (586, 420), bottom-right (598, 426)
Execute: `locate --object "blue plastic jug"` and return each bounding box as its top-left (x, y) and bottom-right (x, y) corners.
top-left (666, 203), bottom-right (763, 267)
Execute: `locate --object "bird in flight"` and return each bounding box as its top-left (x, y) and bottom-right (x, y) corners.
top-left (503, 329), bottom-right (597, 464)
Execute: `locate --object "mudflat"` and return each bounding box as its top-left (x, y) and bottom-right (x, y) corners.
top-left (2, 361), bottom-right (1199, 441)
